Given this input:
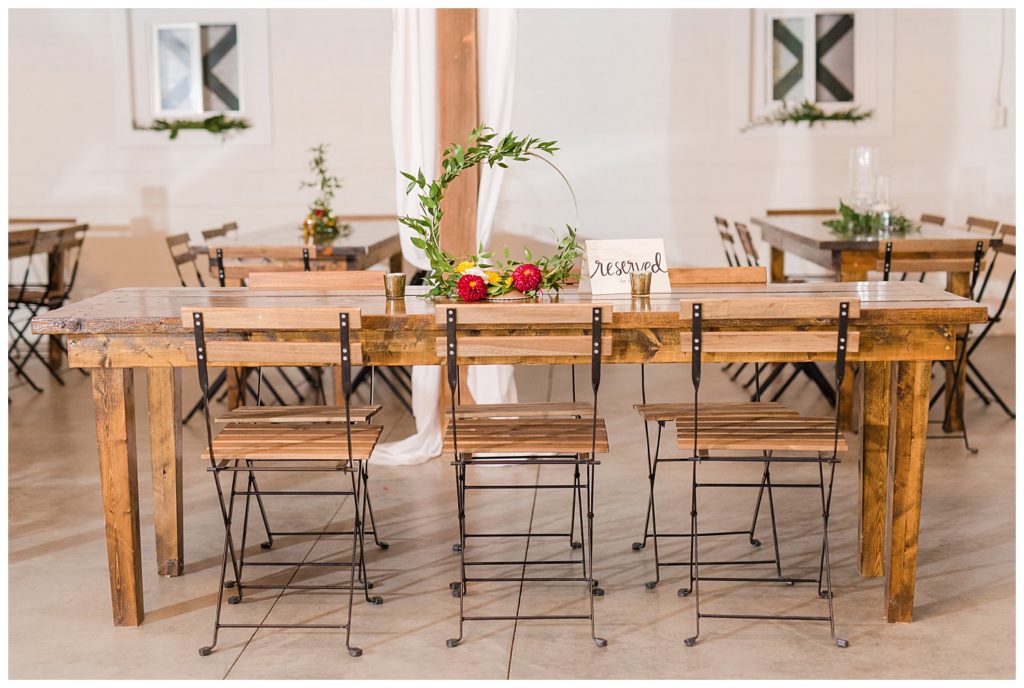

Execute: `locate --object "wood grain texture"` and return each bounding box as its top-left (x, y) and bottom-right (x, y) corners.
top-left (436, 334), bottom-right (613, 359)
top-left (678, 297), bottom-right (860, 320)
top-left (675, 407), bottom-right (847, 452)
top-left (436, 8), bottom-right (479, 259)
top-left (860, 361), bottom-right (891, 578)
top-left (696, 331), bottom-right (859, 354)
top-left (217, 404), bottom-right (383, 424)
top-left (92, 368), bottom-right (143, 626)
top-left (181, 307), bottom-right (362, 330)
top-left (247, 270), bottom-right (387, 291)
top-left (769, 246), bottom-right (786, 283)
top-left (887, 360), bottom-right (930, 623)
top-left (204, 424), bottom-right (381, 461)
top-left (667, 266), bottom-right (766, 285)
top-left (147, 368), bottom-right (183, 577)
top-left (635, 400), bottom-right (798, 421)
top-left (189, 341), bottom-right (364, 367)
top-left (435, 302), bottom-right (613, 325)
top-left (446, 401), bottom-right (594, 419)
top-left (443, 417), bottom-right (609, 453)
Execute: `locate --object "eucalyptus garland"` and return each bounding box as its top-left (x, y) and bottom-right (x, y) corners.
top-left (134, 114), bottom-right (251, 140)
top-left (399, 125), bottom-right (583, 300)
top-left (741, 100), bottom-right (873, 132)
top-left (823, 200), bottom-right (921, 237)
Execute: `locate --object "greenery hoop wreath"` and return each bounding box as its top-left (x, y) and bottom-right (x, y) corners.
top-left (399, 125), bottom-right (583, 301)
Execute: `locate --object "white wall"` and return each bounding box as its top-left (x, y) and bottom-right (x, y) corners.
top-left (9, 9), bottom-right (396, 295)
top-left (9, 8), bottom-right (1016, 326)
top-left (498, 8), bottom-right (1015, 324)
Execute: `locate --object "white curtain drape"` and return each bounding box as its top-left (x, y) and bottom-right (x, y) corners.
top-left (373, 8), bottom-right (518, 465)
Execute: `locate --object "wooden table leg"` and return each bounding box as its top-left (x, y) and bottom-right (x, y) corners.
top-left (886, 359), bottom-right (930, 623)
top-left (147, 368), bottom-right (183, 577)
top-left (390, 251), bottom-right (403, 274)
top-left (860, 361), bottom-right (891, 577)
top-left (47, 247), bottom-right (66, 370)
top-left (92, 368), bottom-right (144, 626)
top-left (943, 271), bottom-right (970, 432)
top-left (769, 247), bottom-right (786, 283)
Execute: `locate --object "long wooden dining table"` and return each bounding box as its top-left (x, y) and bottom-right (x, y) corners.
top-left (31, 281), bottom-right (987, 627)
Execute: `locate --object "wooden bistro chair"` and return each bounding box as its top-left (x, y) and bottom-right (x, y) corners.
top-left (247, 270), bottom-right (414, 414)
top-left (663, 296), bottom-right (856, 648)
top-left (879, 238), bottom-right (987, 451)
top-left (186, 305), bottom-right (384, 658)
top-left (713, 216), bottom-right (742, 267)
top-left (440, 303), bottom-right (612, 649)
top-left (212, 246), bottom-right (313, 286)
top-left (8, 228), bottom-right (43, 392)
top-left (8, 224), bottom-right (90, 387)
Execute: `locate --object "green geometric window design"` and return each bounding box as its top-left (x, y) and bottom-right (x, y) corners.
top-left (815, 14), bottom-right (854, 102)
top-left (155, 23), bottom-right (241, 115)
top-left (771, 12), bottom-right (855, 104)
top-left (772, 17), bottom-right (805, 101)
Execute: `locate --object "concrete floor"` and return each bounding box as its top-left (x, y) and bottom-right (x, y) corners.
top-left (8, 338), bottom-right (1016, 679)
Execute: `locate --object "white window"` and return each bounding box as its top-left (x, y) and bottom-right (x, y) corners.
top-left (113, 9), bottom-right (272, 145)
top-left (740, 8), bottom-right (893, 134)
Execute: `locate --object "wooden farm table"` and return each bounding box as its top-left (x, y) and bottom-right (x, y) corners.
top-left (9, 218), bottom-right (89, 369)
top-left (32, 281), bottom-right (986, 627)
top-left (199, 215), bottom-right (402, 282)
top-left (751, 214), bottom-right (1001, 434)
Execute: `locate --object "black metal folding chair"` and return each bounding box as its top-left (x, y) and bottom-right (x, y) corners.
top-left (190, 306), bottom-right (383, 658)
top-left (441, 302), bottom-right (611, 649)
top-left (673, 296), bottom-right (855, 648)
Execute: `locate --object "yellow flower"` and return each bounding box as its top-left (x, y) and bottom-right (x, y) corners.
top-left (504, 276), bottom-right (513, 287)
top-left (486, 271), bottom-right (500, 284)
top-left (455, 260), bottom-right (475, 273)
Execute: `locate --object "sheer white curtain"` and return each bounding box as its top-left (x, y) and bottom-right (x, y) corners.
top-left (373, 8), bottom-right (517, 465)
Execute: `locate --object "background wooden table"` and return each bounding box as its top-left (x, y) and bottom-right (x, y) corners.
top-left (752, 214), bottom-right (999, 433)
top-left (9, 218), bottom-right (89, 369)
top-left (199, 215), bottom-right (402, 282)
top-left (32, 282), bottom-right (986, 627)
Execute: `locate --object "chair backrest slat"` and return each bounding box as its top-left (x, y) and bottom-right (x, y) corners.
top-left (920, 213), bottom-right (946, 225)
top-left (433, 303), bottom-right (610, 326)
top-left (8, 228), bottom-right (39, 259)
top-left (248, 270), bottom-right (386, 292)
top-left (677, 297), bottom-right (860, 320)
top-left (181, 307), bottom-right (362, 330)
top-left (733, 221), bottom-right (760, 266)
top-left (668, 266), bottom-right (767, 286)
top-left (200, 222), bottom-right (239, 241)
top-left (9, 217), bottom-right (77, 224)
top-left (434, 334), bottom-right (613, 359)
top-left (966, 216), bottom-right (1001, 234)
top-left (186, 340), bottom-right (363, 367)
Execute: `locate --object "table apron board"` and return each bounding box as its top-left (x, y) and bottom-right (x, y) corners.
top-left (65, 324), bottom-right (956, 368)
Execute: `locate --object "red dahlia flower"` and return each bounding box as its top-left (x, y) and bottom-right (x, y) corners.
top-left (457, 274), bottom-right (487, 302)
top-left (512, 263), bottom-right (542, 293)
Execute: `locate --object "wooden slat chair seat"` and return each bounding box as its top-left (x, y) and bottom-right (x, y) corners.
top-left (442, 417), bottom-right (609, 454)
top-left (216, 404), bottom-right (383, 424)
top-left (446, 401), bottom-right (594, 419)
top-left (675, 411), bottom-right (847, 452)
top-left (634, 400), bottom-right (797, 422)
top-left (202, 423), bottom-right (381, 461)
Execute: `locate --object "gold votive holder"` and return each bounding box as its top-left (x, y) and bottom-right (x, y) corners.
top-left (384, 272), bottom-right (406, 300)
top-left (630, 271), bottom-right (652, 297)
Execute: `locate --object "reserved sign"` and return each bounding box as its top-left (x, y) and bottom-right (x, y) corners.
top-left (584, 239), bottom-right (671, 294)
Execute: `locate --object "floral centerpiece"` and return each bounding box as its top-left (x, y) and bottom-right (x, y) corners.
top-left (300, 143), bottom-right (352, 245)
top-left (399, 125), bottom-right (583, 301)
top-left (823, 200), bottom-right (921, 238)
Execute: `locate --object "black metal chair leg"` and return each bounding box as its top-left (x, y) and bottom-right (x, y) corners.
top-left (968, 360), bottom-right (1016, 419)
top-left (965, 372), bottom-right (991, 405)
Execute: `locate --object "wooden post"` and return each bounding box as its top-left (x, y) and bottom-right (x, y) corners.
top-left (148, 368), bottom-right (183, 577)
top-left (436, 8), bottom-right (479, 259)
top-left (769, 247), bottom-right (786, 283)
top-left (859, 361), bottom-right (891, 577)
top-left (886, 359), bottom-right (930, 623)
top-left (92, 368), bottom-right (144, 626)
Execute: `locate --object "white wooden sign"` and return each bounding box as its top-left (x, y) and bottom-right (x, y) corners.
top-left (584, 239), bottom-right (671, 294)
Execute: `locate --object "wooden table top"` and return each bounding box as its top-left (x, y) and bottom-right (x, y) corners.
top-left (752, 215), bottom-right (1001, 252)
top-left (33, 281), bottom-right (987, 337)
top-left (201, 217), bottom-right (399, 258)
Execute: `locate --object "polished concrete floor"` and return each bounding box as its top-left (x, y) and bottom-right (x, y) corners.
top-left (8, 338), bottom-right (1016, 679)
